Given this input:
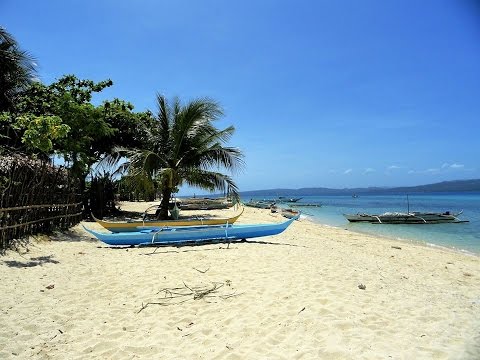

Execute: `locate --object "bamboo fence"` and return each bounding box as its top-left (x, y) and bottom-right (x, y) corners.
top-left (0, 153), bottom-right (82, 251)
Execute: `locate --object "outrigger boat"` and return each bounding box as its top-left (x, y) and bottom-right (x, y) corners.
top-left (344, 211), bottom-right (468, 224)
top-left (344, 195), bottom-right (468, 224)
top-left (92, 207), bottom-right (244, 233)
top-left (278, 196), bottom-right (302, 203)
top-left (290, 203), bottom-right (322, 208)
top-left (83, 216), bottom-right (298, 246)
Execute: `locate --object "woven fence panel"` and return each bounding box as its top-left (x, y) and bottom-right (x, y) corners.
top-left (0, 154), bottom-right (82, 251)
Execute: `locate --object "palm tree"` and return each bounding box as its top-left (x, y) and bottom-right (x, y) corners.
top-left (111, 94), bottom-right (244, 219)
top-left (0, 27), bottom-right (37, 112)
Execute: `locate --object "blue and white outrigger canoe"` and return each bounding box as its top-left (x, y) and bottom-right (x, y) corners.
top-left (83, 216), bottom-right (298, 246)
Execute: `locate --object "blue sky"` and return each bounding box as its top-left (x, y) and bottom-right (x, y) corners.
top-left (3, 0), bottom-right (480, 194)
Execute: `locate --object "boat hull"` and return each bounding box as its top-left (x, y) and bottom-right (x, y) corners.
top-left (84, 216), bottom-right (298, 246)
top-left (94, 207), bottom-right (244, 232)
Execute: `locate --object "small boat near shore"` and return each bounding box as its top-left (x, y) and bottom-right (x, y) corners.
top-left (83, 216), bottom-right (298, 246)
top-left (281, 208), bottom-right (301, 219)
top-left (290, 203), bottom-right (322, 208)
top-left (178, 201), bottom-right (233, 210)
top-left (278, 196), bottom-right (302, 203)
top-left (93, 207), bottom-right (244, 232)
top-left (244, 200), bottom-right (276, 209)
top-left (169, 197), bottom-right (234, 210)
top-left (344, 211), bottom-right (468, 224)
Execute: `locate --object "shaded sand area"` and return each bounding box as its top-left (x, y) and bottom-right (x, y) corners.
top-left (1, 201), bottom-right (479, 359)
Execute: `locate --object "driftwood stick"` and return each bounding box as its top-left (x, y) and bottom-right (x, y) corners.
top-left (156, 287), bottom-right (184, 295)
top-left (193, 283), bottom-right (220, 300)
top-left (138, 281), bottom-right (241, 312)
top-left (183, 281), bottom-right (195, 293)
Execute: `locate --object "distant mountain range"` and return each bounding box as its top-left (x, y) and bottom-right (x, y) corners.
top-left (239, 179), bottom-right (480, 197)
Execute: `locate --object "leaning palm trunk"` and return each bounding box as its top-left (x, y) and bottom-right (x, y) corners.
top-left (158, 187), bottom-right (173, 219)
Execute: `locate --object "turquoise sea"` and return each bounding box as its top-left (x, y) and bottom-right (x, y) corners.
top-left (246, 193), bottom-right (480, 255)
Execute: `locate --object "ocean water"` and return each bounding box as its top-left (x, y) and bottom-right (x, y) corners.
top-left (245, 193), bottom-right (480, 255)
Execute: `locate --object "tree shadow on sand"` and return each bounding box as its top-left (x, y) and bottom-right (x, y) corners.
top-left (3, 255), bottom-right (59, 268)
top-left (49, 229), bottom-right (98, 243)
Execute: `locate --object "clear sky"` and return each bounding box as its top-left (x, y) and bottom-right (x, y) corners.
top-left (3, 0), bottom-right (480, 194)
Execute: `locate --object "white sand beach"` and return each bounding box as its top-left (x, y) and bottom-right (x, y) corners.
top-left (1, 202), bottom-right (479, 359)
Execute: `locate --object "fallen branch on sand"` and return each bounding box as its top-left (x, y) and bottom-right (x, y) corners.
top-left (137, 281), bottom-right (242, 313)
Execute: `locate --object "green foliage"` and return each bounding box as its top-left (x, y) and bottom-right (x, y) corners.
top-left (85, 172), bottom-right (117, 218)
top-left (13, 75), bottom-right (150, 180)
top-left (13, 114), bottom-right (69, 152)
top-left (117, 172), bottom-right (156, 201)
top-left (0, 112), bottom-right (66, 154)
top-left (94, 98), bottom-right (154, 156)
top-left (50, 75), bottom-right (113, 104)
top-left (0, 27), bottom-right (37, 112)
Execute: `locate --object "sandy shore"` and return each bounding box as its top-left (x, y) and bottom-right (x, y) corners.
top-left (1, 201), bottom-right (479, 359)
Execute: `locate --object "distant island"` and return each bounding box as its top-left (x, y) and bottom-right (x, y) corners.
top-left (239, 179), bottom-right (480, 197)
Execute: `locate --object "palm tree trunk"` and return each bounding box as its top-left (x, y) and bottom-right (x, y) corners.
top-left (157, 187), bottom-right (172, 219)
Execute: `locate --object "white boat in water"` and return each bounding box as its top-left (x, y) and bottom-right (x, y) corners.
top-left (344, 211), bottom-right (468, 224)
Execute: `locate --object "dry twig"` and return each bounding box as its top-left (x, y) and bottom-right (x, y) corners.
top-left (137, 281), bottom-right (242, 313)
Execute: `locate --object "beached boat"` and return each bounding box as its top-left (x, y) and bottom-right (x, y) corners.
top-left (179, 202), bottom-right (232, 210)
top-left (281, 208), bottom-right (301, 219)
top-left (244, 200), bottom-right (275, 209)
top-left (165, 197), bottom-right (234, 210)
top-left (93, 207), bottom-right (244, 232)
top-left (343, 211), bottom-right (467, 224)
top-left (83, 216), bottom-right (298, 246)
top-left (179, 199), bottom-right (233, 210)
